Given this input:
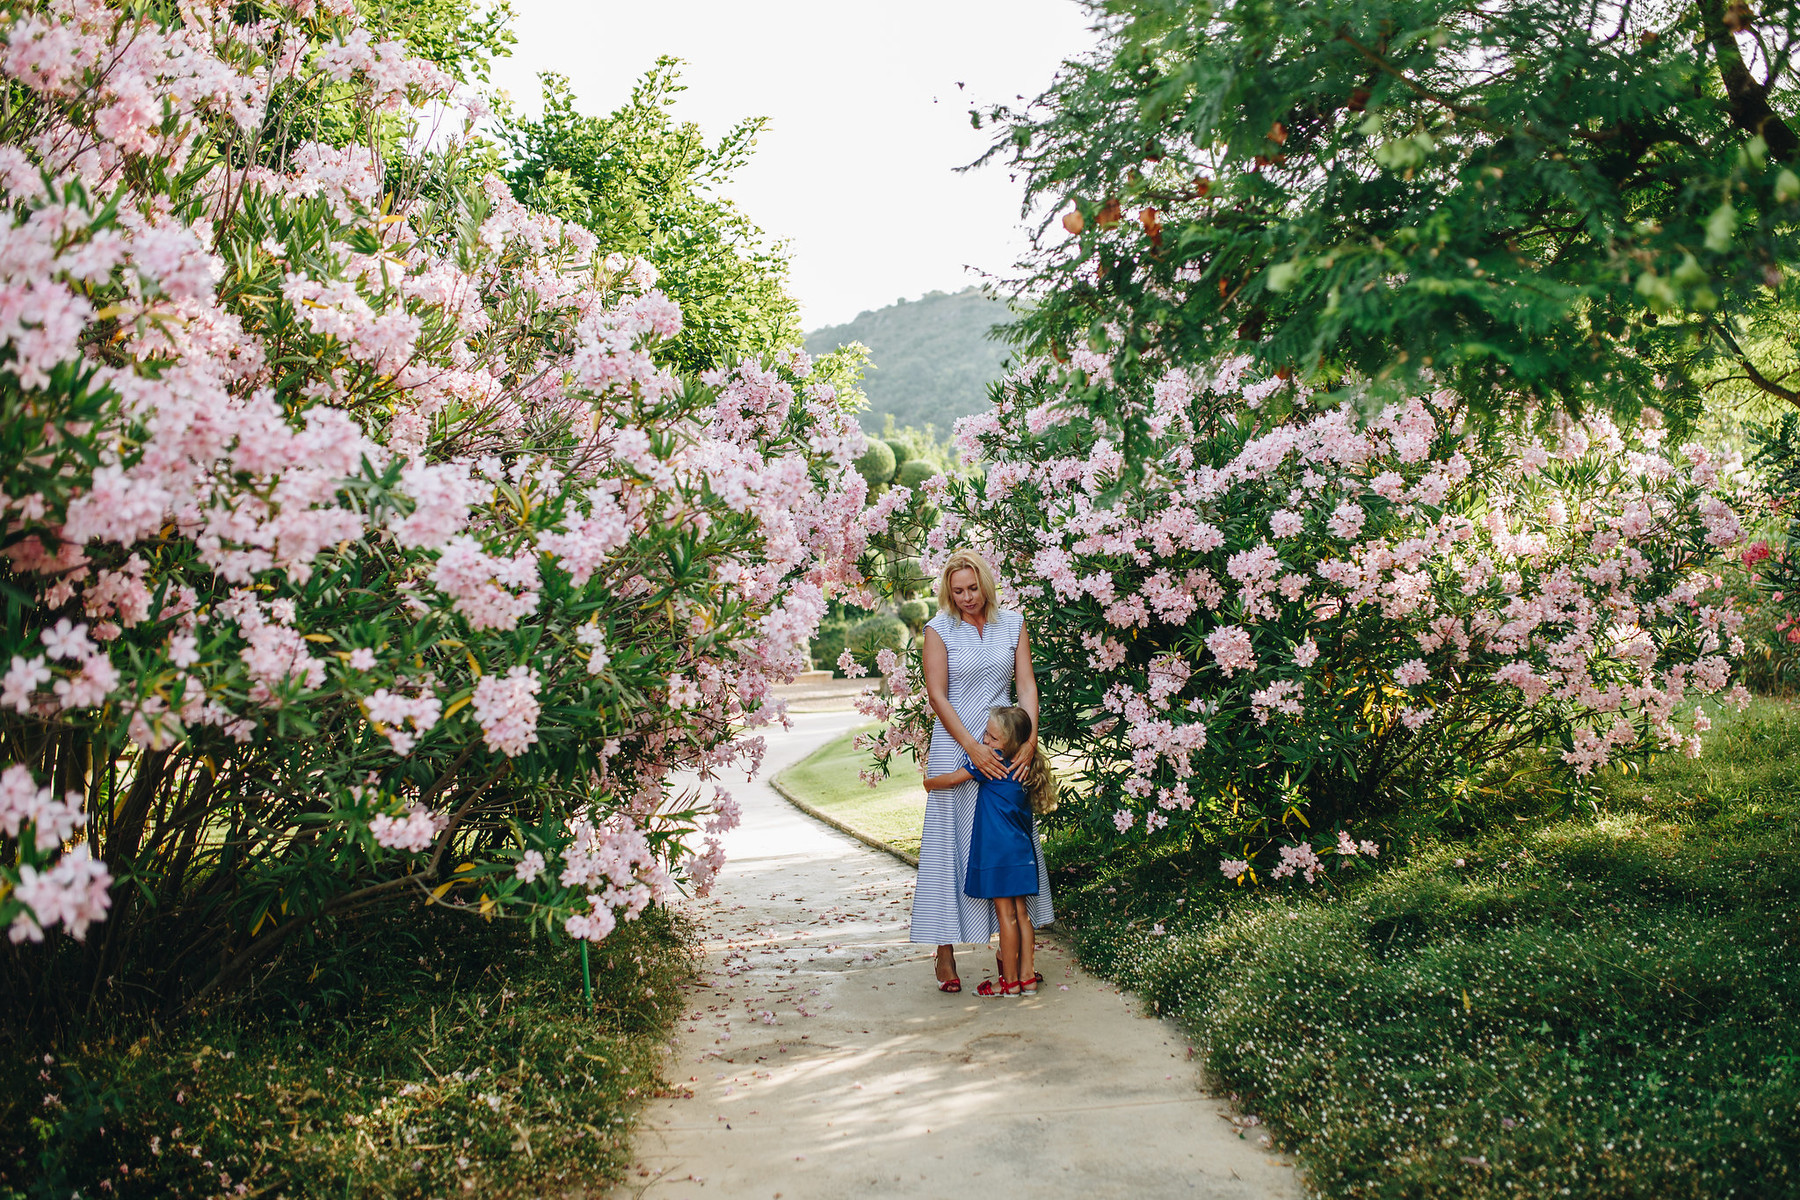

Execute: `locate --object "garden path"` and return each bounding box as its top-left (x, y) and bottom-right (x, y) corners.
top-left (614, 709), bottom-right (1298, 1199)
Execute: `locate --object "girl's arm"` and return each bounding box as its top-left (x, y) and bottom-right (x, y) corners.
top-left (923, 767), bottom-right (973, 791)
top-left (1010, 621), bottom-right (1040, 780)
top-left (922, 625), bottom-right (1006, 779)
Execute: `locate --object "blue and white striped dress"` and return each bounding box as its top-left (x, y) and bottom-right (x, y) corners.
top-left (909, 608), bottom-right (1054, 945)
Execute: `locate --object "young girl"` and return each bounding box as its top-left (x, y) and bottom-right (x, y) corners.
top-left (924, 706), bottom-right (1058, 997)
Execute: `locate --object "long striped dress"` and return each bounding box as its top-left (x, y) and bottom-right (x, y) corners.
top-left (909, 608), bottom-right (1054, 945)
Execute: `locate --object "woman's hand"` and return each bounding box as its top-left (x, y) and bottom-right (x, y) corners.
top-left (1008, 736), bottom-right (1038, 781)
top-left (964, 740), bottom-right (1008, 780)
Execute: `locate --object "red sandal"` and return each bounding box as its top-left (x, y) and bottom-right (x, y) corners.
top-left (977, 978), bottom-right (1022, 998)
top-left (937, 976), bottom-right (962, 993)
top-left (997, 955), bottom-right (1044, 988)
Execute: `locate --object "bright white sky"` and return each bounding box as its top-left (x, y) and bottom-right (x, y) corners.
top-left (487, 1), bottom-right (1097, 331)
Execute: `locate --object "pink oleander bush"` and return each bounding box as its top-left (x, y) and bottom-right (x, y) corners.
top-left (0, 0), bottom-right (879, 1020)
top-left (867, 356), bottom-right (1751, 879)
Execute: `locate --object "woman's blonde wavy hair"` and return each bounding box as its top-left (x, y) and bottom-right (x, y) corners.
top-left (936, 549), bottom-right (1000, 624)
top-left (988, 706), bottom-right (1059, 816)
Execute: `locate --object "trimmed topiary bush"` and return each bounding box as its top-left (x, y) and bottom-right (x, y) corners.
top-left (855, 439), bottom-right (897, 487)
top-left (846, 615), bottom-right (908, 673)
top-left (886, 439), bottom-right (913, 469)
top-left (895, 458), bottom-right (936, 490)
top-left (898, 599), bottom-right (931, 632)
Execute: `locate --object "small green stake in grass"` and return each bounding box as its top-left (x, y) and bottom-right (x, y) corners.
top-left (581, 941), bottom-right (593, 1008)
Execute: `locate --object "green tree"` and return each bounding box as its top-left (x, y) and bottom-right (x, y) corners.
top-left (500, 60), bottom-right (799, 373)
top-left (981, 0), bottom-right (1800, 435)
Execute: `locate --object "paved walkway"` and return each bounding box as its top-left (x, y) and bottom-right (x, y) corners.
top-left (615, 710), bottom-right (1298, 1199)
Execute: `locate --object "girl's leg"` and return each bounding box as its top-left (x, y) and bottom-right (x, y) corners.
top-left (935, 944), bottom-right (958, 985)
top-left (994, 898), bottom-right (1021, 983)
top-left (1016, 904), bottom-right (1036, 987)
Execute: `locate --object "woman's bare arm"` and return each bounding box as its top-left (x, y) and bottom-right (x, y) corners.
top-left (1010, 621), bottom-right (1040, 779)
top-left (922, 626), bottom-right (1006, 779)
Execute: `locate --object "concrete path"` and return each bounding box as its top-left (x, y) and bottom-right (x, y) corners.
top-left (614, 710), bottom-right (1299, 1200)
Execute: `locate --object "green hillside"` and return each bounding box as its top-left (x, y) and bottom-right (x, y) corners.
top-left (804, 287), bottom-right (1015, 436)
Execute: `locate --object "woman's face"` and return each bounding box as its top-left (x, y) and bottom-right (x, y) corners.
top-left (949, 568), bottom-right (985, 618)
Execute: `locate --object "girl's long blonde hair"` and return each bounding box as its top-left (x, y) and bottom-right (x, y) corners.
top-left (988, 706), bottom-right (1059, 816)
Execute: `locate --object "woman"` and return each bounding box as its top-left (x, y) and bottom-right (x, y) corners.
top-left (910, 549), bottom-right (1054, 992)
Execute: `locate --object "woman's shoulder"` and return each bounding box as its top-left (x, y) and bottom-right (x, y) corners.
top-left (925, 609), bottom-right (955, 635)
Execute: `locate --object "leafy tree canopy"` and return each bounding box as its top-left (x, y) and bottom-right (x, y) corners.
top-left (500, 59), bottom-right (799, 373)
top-left (981, 0), bottom-right (1800, 433)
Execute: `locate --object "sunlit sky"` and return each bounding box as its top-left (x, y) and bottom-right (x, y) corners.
top-left (486, 1), bottom-right (1097, 331)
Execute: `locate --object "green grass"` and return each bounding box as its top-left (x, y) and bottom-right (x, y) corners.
top-left (777, 724), bottom-right (928, 858)
top-left (2, 908), bottom-right (695, 1199)
top-left (1047, 697), bottom-right (1800, 1200)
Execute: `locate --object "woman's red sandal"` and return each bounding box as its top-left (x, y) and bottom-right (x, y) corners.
top-left (937, 976), bottom-right (962, 993)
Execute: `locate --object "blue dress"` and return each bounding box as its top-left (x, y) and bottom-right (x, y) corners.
top-left (961, 752), bottom-right (1039, 899)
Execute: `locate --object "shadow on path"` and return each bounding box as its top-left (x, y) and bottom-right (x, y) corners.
top-left (613, 710), bottom-right (1298, 1199)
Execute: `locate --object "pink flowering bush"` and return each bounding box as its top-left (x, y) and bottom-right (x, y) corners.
top-left (0, 0), bottom-right (880, 1013)
top-left (871, 357), bottom-right (1751, 879)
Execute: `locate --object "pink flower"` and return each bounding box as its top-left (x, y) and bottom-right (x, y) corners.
top-left (1205, 625), bottom-right (1256, 677)
top-left (1395, 659), bottom-right (1429, 687)
top-left (40, 619), bottom-right (93, 662)
top-left (1327, 501), bottom-right (1366, 539)
top-left (9, 845), bottom-right (111, 944)
top-left (515, 850), bottom-right (546, 883)
top-left (1219, 859), bottom-right (1249, 881)
top-left (1269, 843), bottom-right (1324, 883)
top-left (370, 805), bottom-right (443, 853)
top-left (471, 666), bottom-right (541, 757)
top-left (2, 655), bottom-right (49, 712)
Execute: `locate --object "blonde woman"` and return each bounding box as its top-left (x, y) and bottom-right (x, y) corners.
top-left (911, 549), bottom-right (1054, 992)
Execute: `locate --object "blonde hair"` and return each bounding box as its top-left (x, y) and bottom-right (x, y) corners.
top-left (987, 706), bottom-right (1059, 816)
top-left (936, 549), bottom-right (1000, 624)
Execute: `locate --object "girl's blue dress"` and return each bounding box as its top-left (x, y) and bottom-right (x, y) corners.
top-left (961, 753), bottom-right (1040, 899)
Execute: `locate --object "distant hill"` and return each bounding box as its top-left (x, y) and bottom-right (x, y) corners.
top-left (804, 287), bottom-right (1015, 437)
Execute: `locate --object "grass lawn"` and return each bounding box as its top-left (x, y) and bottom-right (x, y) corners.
top-left (2, 908), bottom-right (694, 1199)
top-left (777, 724), bottom-right (928, 858)
top-left (1046, 697), bottom-right (1800, 1199)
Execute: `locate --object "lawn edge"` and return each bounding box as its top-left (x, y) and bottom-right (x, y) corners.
top-left (768, 772), bottom-right (920, 867)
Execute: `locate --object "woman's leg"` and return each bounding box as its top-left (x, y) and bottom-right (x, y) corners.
top-left (935, 944), bottom-right (958, 984)
top-left (994, 898), bottom-right (1021, 982)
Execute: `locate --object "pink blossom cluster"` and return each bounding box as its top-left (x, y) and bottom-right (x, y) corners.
top-left (874, 357), bottom-right (1753, 878)
top-left (370, 805), bottom-right (446, 854)
top-left (471, 666), bottom-right (542, 758)
top-left (10, 844), bottom-right (109, 943)
top-left (0, 0), bottom-right (884, 951)
top-left (0, 764), bottom-right (85, 853)
top-left (557, 814), bottom-right (674, 940)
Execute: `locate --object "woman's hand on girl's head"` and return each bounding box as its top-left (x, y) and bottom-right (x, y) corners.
top-left (1008, 736), bottom-right (1038, 780)
top-left (964, 741), bottom-right (1008, 779)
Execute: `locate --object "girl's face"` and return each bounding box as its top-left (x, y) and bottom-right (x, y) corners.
top-left (982, 718), bottom-right (1013, 756)
top-left (949, 568), bottom-right (985, 618)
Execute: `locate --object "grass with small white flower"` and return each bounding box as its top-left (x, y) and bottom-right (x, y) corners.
top-left (0, 907), bottom-right (694, 1199)
top-left (1047, 697), bottom-right (1800, 1199)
